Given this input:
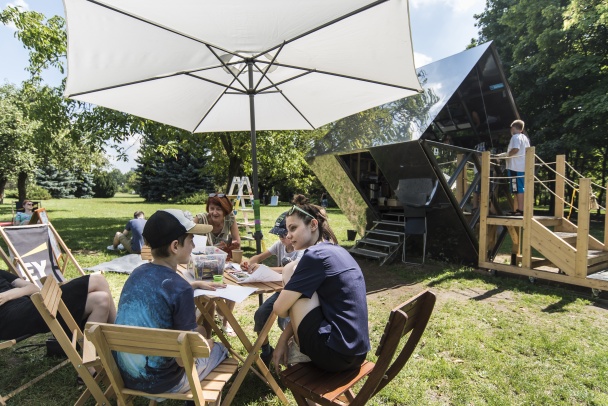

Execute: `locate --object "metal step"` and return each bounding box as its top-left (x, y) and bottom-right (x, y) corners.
top-left (349, 247), bottom-right (389, 259)
top-left (366, 229), bottom-right (405, 238)
top-left (358, 238), bottom-right (401, 248)
top-left (382, 213), bottom-right (404, 221)
top-left (373, 220), bottom-right (404, 226)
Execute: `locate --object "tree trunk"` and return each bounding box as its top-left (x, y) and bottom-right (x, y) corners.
top-left (0, 177), bottom-right (7, 204)
top-left (18, 172), bottom-right (28, 202)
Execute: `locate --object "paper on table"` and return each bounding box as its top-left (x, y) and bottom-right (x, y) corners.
top-left (237, 264), bottom-right (283, 283)
top-left (192, 235), bottom-right (208, 252)
top-left (193, 284), bottom-right (256, 303)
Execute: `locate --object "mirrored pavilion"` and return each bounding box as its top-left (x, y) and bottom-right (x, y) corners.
top-left (308, 42), bottom-right (520, 264)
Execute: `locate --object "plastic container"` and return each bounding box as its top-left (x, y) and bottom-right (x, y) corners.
top-left (189, 248), bottom-right (227, 279)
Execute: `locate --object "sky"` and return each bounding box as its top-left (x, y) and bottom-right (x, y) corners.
top-left (1, 0), bottom-right (486, 172)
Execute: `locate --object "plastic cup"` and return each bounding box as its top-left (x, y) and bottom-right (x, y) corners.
top-left (231, 249), bottom-right (243, 263)
top-left (213, 274), bottom-right (223, 283)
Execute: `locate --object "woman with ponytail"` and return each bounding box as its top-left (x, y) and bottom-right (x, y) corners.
top-left (272, 195), bottom-right (369, 373)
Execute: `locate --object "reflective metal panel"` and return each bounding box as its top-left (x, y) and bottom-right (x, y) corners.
top-left (370, 141), bottom-right (478, 263)
top-left (307, 154), bottom-right (377, 238)
top-left (310, 41), bottom-right (519, 156)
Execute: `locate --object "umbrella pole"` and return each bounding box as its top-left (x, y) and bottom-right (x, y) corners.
top-left (248, 61), bottom-right (263, 255)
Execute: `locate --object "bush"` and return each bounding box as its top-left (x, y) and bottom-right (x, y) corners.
top-left (26, 184), bottom-right (53, 200)
top-left (92, 172), bottom-right (118, 198)
top-left (174, 190), bottom-right (209, 205)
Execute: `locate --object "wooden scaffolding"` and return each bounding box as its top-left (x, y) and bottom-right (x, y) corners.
top-left (478, 147), bottom-right (608, 294)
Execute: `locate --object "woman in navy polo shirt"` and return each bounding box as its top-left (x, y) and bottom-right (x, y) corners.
top-left (273, 195), bottom-right (370, 372)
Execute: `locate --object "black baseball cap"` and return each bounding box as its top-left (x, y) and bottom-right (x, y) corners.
top-left (143, 209), bottom-right (212, 249)
top-left (269, 211), bottom-right (288, 237)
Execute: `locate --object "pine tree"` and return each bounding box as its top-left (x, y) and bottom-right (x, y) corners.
top-left (74, 170), bottom-right (95, 198)
top-left (35, 165), bottom-right (78, 198)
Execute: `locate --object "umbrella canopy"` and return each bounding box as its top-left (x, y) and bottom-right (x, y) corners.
top-left (63, 0), bottom-right (422, 251)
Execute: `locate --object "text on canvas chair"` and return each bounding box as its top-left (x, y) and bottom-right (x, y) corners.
top-left (0, 223), bottom-right (86, 287)
top-left (281, 290), bottom-right (436, 406)
top-left (85, 322), bottom-right (239, 406)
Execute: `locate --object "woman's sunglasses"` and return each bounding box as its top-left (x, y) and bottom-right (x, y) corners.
top-left (288, 205), bottom-right (315, 219)
top-left (208, 193), bottom-right (226, 198)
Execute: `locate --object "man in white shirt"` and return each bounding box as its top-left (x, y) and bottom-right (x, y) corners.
top-left (506, 120), bottom-right (531, 215)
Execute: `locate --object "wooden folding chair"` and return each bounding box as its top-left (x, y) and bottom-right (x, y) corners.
top-left (85, 322), bottom-right (239, 406)
top-left (30, 277), bottom-right (112, 406)
top-left (281, 290), bottom-right (436, 406)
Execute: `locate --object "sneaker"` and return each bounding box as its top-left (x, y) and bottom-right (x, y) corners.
top-left (287, 338), bottom-right (311, 364)
top-left (223, 324), bottom-right (236, 337)
top-left (260, 346), bottom-right (274, 366)
top-left (117, 243), bottom-right (125, 250)
top-left (107, 245), bottom-right (117, 251)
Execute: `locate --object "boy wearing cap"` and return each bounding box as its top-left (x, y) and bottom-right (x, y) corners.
top-left (114, 209), bottom-right (228, 395)
top-left (241, 211), bottom-right (302, 365)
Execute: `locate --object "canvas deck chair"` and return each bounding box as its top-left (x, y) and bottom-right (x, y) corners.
top-left (0, 223), bottom-right (85, 287)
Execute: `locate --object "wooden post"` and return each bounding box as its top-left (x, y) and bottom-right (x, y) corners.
top-left (605, 183), bottom-right (608, 250)
top-left (555, 155), bottom-right (565, 219)
top-left (522, 147), bottom-right (535, 269)
top-left (478, 151), bottom-right (490, 264)
top-left (455, 153), bottom-right (465, 201)
top-left (575, 179), bottom-right (591, 277)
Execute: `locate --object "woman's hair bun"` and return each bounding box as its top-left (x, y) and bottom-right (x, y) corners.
top-left (292, 194), bottom-right (309, 205)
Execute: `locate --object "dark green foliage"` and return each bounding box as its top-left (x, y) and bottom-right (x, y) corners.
top-left (74, 171), bottom-right (95, 198)
top-left (92, 171), bottom-right (118, 198)
top-left (135, 124), bottom-right (213, 202)
top-left (35, 165), bottom-right (78, 198)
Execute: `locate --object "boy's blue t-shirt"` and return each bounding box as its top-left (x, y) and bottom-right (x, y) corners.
top-left (115, 263), bottom-right (197, 393)
top-left (284, 243), bottom-right (370, 356)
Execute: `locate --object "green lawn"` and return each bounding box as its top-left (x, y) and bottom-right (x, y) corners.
top-left (1, 195), bottom-right (607, 405)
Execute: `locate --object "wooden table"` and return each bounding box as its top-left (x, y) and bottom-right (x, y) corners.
top-left (179, 264), bottom-right (287, 405)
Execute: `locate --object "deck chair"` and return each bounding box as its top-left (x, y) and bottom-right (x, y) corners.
top-left (281, 290), bottom-right (436, 406)
top-left (0, 223), bottom-right (86, 287)
top-left (29, 277), bottom-right (112, 406)
top-left (85, 323), bottom-right (239, 406)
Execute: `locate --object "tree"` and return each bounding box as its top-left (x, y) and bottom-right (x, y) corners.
top-left (135, 124), bottom-right (213, 202)
top-left (92, 171), bottom-right (118, 198)
top-left (0, 84), bottom-right (39, 201)
top-left (35, 165), bottom-right (78, 198)
top-left (474, 0), bottom-right (608, 211)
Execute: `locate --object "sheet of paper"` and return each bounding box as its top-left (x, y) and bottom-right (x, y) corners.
top-left (193, 284), bottom-right (257, 303)
top-left (192, 235), bottom-right (208, 253)
top-left (238, 264), bottom-right (283, 283)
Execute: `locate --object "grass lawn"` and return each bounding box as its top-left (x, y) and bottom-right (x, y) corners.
top-left (1, 195), bottom-right (608, 405)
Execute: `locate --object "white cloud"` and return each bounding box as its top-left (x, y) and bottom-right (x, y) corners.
top-left (3, 0), bottom-right (29, 30)
top-left (6, 0), bottom-right (29, 10)
top-left (414, 52), bottom-right (433, 68)
top-left (410, 0), bottom-right (483, 14)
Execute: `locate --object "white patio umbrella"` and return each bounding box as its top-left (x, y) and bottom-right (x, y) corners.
top-left (63, 0), bottom-right (422, 252)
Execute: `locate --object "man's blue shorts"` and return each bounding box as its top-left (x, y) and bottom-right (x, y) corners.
top-left (508, 170), bottom-right (525, 194)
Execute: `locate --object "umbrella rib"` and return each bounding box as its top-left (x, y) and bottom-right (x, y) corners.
top-left (205, 45), bottom-right (249, 91)
top-left (65, 70), bottom-right (245, 98)
top-left (251, 0), bottom-right (390, 60)
top-left (255, 71), bottom-right (314, 94)
top-left (84, 0), bottom-right (239, 57)
top-left (252, 42), bottom-right (286, 91)
top-left (257, 61), bottom-right (422, 93)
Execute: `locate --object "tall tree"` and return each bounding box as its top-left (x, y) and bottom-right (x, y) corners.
top-left (474, 0), bottom-right (608, 209)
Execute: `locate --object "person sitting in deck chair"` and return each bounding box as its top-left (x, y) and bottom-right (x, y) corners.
top-left (0, 271), bottom-right (116, 341)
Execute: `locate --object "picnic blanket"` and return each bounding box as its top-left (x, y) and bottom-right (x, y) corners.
top-left (84, 254), bottom-right (147, 274)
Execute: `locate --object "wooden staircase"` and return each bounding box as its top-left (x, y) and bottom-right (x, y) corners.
top-left (478, 148), bottom-right (608, 292)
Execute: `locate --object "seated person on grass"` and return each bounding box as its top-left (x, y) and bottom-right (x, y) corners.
top-left (114, 209), bottom-right (228, 395)
top-left (241, 211), bottom-right (302, 365)
top-left (108, 211), bottom-right (146, 254)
